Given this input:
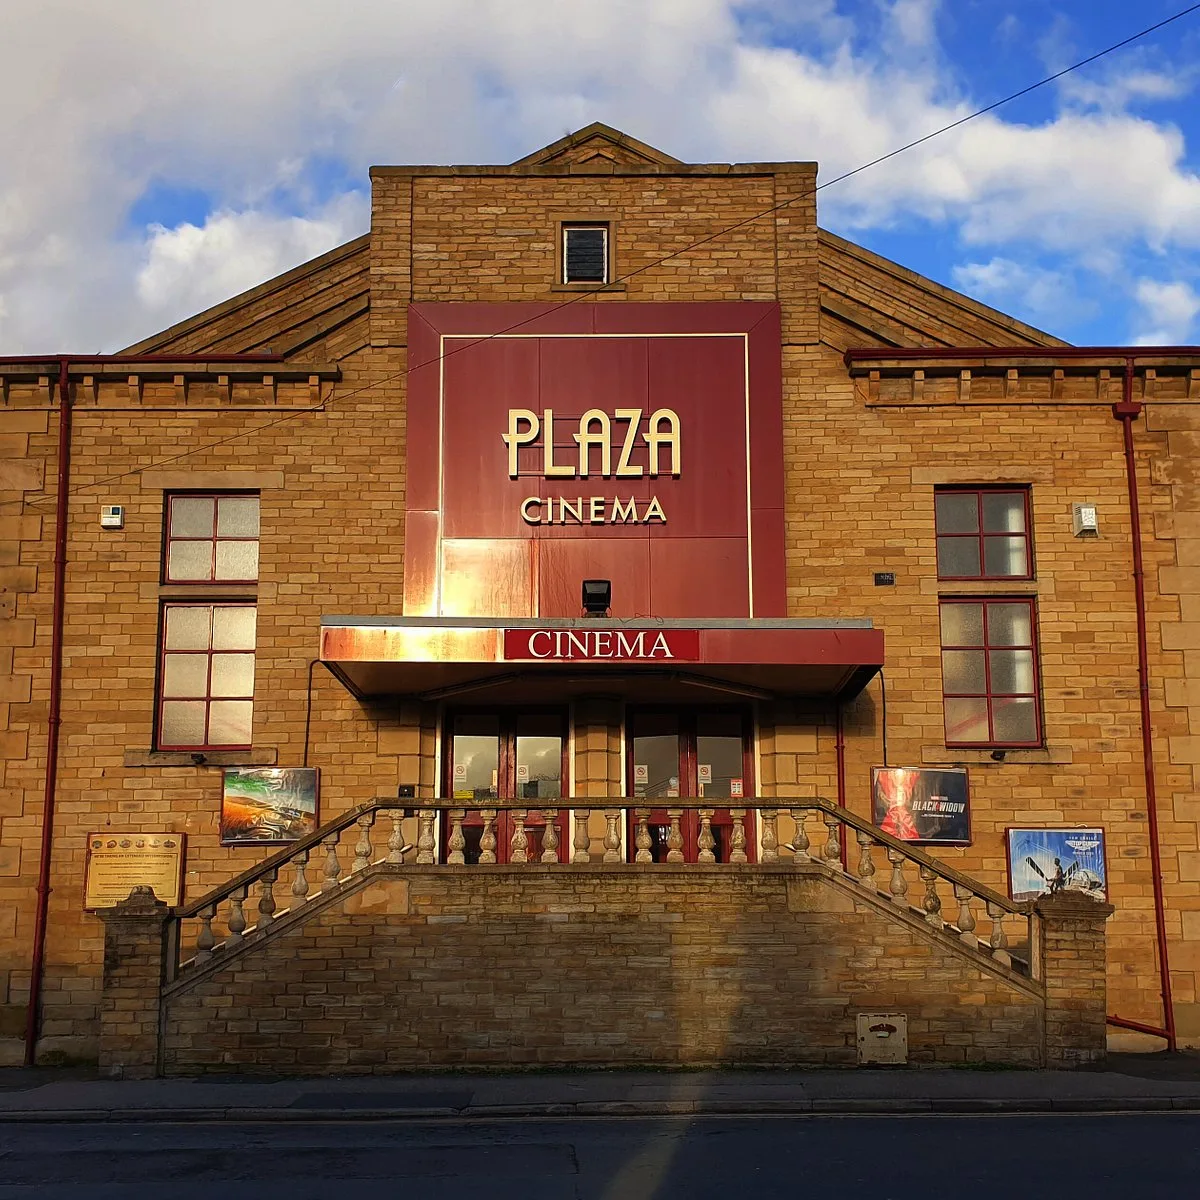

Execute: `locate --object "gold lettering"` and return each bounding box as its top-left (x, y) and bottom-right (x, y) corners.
top-left (615, 408), bottom-right (644, 477)
top-left (617, 631), bottom-right (646, 657)
top-left (575, 410), bottom-right (612, 477)
top-left (559, 497), bottom-right (583, 523)
top-left (594, 631), bottom-right (613, 657)
top-left (543, 409), bottom-right (575, 477)
top-left (644, 496), bottom-right (666, 523)
top-left (649, 632), bottom-right (674, 658)
top-left (610, 496), bottom-right (638, 523)
top-left (588, 496), bottom-right (605, 523)
top-left (644, 409), bottom-right (681, 477)
top-left (566, 631), bottom-right (589, 658)
top-left (503, 409), bottom-right (540, 479)
top-left (520, 496), bottom-right (543, 524)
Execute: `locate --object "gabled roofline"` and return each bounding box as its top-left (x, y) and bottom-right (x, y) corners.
top-left (511, 121), bottom-right (682, 167)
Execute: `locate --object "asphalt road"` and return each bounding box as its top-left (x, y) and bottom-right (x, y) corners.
top-left (0, 1113), bottom-right (1197, 1199)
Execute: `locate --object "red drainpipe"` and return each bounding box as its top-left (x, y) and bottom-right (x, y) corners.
top-left (23, 357), bottom-right (72, 1065)
top-left (836, 704), bottom-right (847, 866)
top-left (1112, 356), bottom-right (1176, 1051)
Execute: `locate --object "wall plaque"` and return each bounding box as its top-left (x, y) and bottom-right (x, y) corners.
top-left (84, 832), bottom-right (185, 909)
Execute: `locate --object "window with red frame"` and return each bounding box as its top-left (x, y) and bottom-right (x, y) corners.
top-left (935, 488), bottom-right (1032, 580)
top-left (164, 494), bottom-right (260, 582)
top-left (158, 604), bottom-right (256, 749)
top-left (940, 598), bottom-right (1040, 747)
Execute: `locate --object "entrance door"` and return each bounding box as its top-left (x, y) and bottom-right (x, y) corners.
top-left (627, 709), bottom-right (755, 862)
top-left (443, 711), bottom-right (568, 863)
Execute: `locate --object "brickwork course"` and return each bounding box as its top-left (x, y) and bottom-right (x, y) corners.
top-left (1, 122), bottom-right (1198, 1065)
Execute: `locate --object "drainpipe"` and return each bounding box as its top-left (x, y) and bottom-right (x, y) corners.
top-left (1112, 356), bottom-right (1176, 1051)
top-left (835, 704), bottom-right (847, 867)
top-left (23, 357), bottom-right (72, 1066)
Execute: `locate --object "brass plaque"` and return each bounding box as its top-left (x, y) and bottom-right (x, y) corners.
top-left (84, 832), bottom-right (185, 909)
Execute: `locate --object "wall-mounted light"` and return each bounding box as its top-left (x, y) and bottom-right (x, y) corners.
top-left (1072, 503), bottom-right (1099, 537)
top-left (100, 504), bottom-right (124, 530)
top-left (582, 579), bottom-right (611, 617)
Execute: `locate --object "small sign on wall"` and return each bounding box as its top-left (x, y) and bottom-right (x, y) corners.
top-left (84, 832), bottom-right (185, 909)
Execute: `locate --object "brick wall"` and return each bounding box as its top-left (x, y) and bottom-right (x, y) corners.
top-left (155, 866), bottom-right (1044, 1074)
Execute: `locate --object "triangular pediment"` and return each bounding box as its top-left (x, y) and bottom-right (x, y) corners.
top-left (513, 122), bottom-right (681, 170)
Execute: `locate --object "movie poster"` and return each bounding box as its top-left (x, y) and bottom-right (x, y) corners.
top-left (221, 767), bottom-right (319, 845)
top-left (1005, 827), bottom-right (1107, 903)
top-left (871, 767), bottom-right (971, 844)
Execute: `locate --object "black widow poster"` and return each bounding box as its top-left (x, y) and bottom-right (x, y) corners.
top-left (871, 767), bottom-right (971, 844)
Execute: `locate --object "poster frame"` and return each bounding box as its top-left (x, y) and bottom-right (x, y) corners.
top-left (870, 766), bottom-right (972, 845)
top-left (220, 766), bottom-right (321, 847)
top-left (1003, 825), bottom-right (1109, 903)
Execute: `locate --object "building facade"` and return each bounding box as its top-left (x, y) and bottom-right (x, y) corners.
top-left (1, 123), bottom-right (1199, 1065)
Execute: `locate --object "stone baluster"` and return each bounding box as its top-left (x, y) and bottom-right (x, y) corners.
top-left (510, 810), bottom-right (529, 863)
top-left (855, 831), bottom-right (877, 890)
top-left (447, 811), bottom-right (466, 865)
top-left (352, 813), bottom-right (375, 873)
top-left (666, 810), bottom-right (684, 863)
top-left (573, 810), bottom-right (590, 864)
top-left (697, 809), bottom-right (716, 864)
top-left (603, 810), bottom-right (622, 863)
top-left (760, 809), bottom-right (779, 863)
top-left (919, 865), bottom-right (943, 929)
top-left (789, 809), bottom-right (810, 864)
top-left (226, 887), bottom-right (247, 946)
top-left (387, 811), bottom-right (408, 865)
top-left (729, 810), bottom-right (748, 864)
top-left (954, 885), bottom-right (978, 948)
top-left (291, 849), bottom-right (310, 905)
top-left (257, 869), bottom-right (278, 932)
top-left (541, 810), bottom-right (560, 863)
top-left (195, 905), bottom-right (216, 963)
top-left (634, 809), bottom-right (653, 863)
top-left (416, 811), bottom-right (436, 865)
top-left (886, 849), bottom-right (908, 904)
top-left (987, 902), bottom-right (1012, 968)
top-left (322, 834), bottom-right (342, 891)
top-left (479, 810), bottom-right (497, 865)
top-left (822, 812), bottom-right (843, 870)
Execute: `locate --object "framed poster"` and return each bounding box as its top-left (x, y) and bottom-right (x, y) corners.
top-left (84, 832), bottom-right (185, 909)
top-left (221, 767), bottom-right (319, 845)
top-left (872, 767), bottom-right (970, 844)
top-left (1005, 827), bottom-right (1108, 903)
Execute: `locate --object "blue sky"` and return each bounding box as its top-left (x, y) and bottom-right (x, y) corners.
top-left (2, 0), bottom-right (1199, 352)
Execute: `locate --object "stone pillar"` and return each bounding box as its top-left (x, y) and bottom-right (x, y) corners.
top-left (97, 887), bottom-right (170, 1079)
top-left (1034, 891), bottom-right (1116, 1069)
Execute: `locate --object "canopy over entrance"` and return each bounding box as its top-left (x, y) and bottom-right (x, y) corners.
top-left (320, 617), bottom-right (883, 703)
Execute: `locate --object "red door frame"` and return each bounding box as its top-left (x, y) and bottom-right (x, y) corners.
top-left (441, 707), bottom-right (569, 863)
top-left (625, 706), bottom-right (757, 863)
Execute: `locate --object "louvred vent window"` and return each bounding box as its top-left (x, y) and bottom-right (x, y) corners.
top-left (563, 225), bottom-right (608, 284)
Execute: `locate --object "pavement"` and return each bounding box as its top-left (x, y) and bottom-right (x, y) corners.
top-left (3, 1051), bottom-right (1200, 1122)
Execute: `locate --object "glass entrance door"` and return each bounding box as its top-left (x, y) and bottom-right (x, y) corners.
top-left (444, 711), bottom-right (567, 863)
top-left (627, 709), bottom-right (755, 863)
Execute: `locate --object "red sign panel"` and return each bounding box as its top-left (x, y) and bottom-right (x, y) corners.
top-left (504, 628), bottom-right (701, 662)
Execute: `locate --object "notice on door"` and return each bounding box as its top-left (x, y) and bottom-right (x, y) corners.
top-left (84, 832), bottom-right (185, 909)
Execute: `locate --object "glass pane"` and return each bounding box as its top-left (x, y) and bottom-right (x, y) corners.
top-left (164, 605), bottom-right (211, 650)
top-left (516, 735), bottom-right (562, 799)
top-left (937, 537), bottom-right (980, 578)
top-left (990, 649), bottom-right (1035, 695)
top-left (453, 733), bottom-right (499, 798)
top-left (982, 492), bottom-right (1026, 533)
top-left (162, 653), bottom-right (208, 698)
top-left (212, 606), bottom-right (256, 650)
top-left (940, 602), bottom-right (984, 647)
top-left (210, 653), bottom-right (255, 698)
top-left (697, 735), bottom-right (743, 798)
top-left (935, 492), bottom-right (979, 534)
top-left (632, 734), bottom-right (680, 798)
top-left (160, 700), bottom-right (206, 746)
top-left (944, 697), bottom-right (989, 744)
top-left (983, 536), bottom-right (1028, 577)
top-left (987, 602), bottom-right (1033, 647)
top-left (208, 700), bottom-right (253, 746)
top-left (993, 697), bottom-right (1038, 743)
top-left (942, 649), bottom-right (986, 694)
top-left (216, 496), bottom-right (260, 538)
top-left (215, 540), bottom-right (259, 581)
top-left (169, 496), bottom-right (215, 538)
top-left (167, 540), bottom-right (213, 581)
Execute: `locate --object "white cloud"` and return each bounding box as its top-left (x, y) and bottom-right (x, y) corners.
top-left (951, 258), bottom-right (1079, 323)
top-left (0, 0), bottom-right (1198, 350)
top-left (1132, 279), bottom-right (1200, 345)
